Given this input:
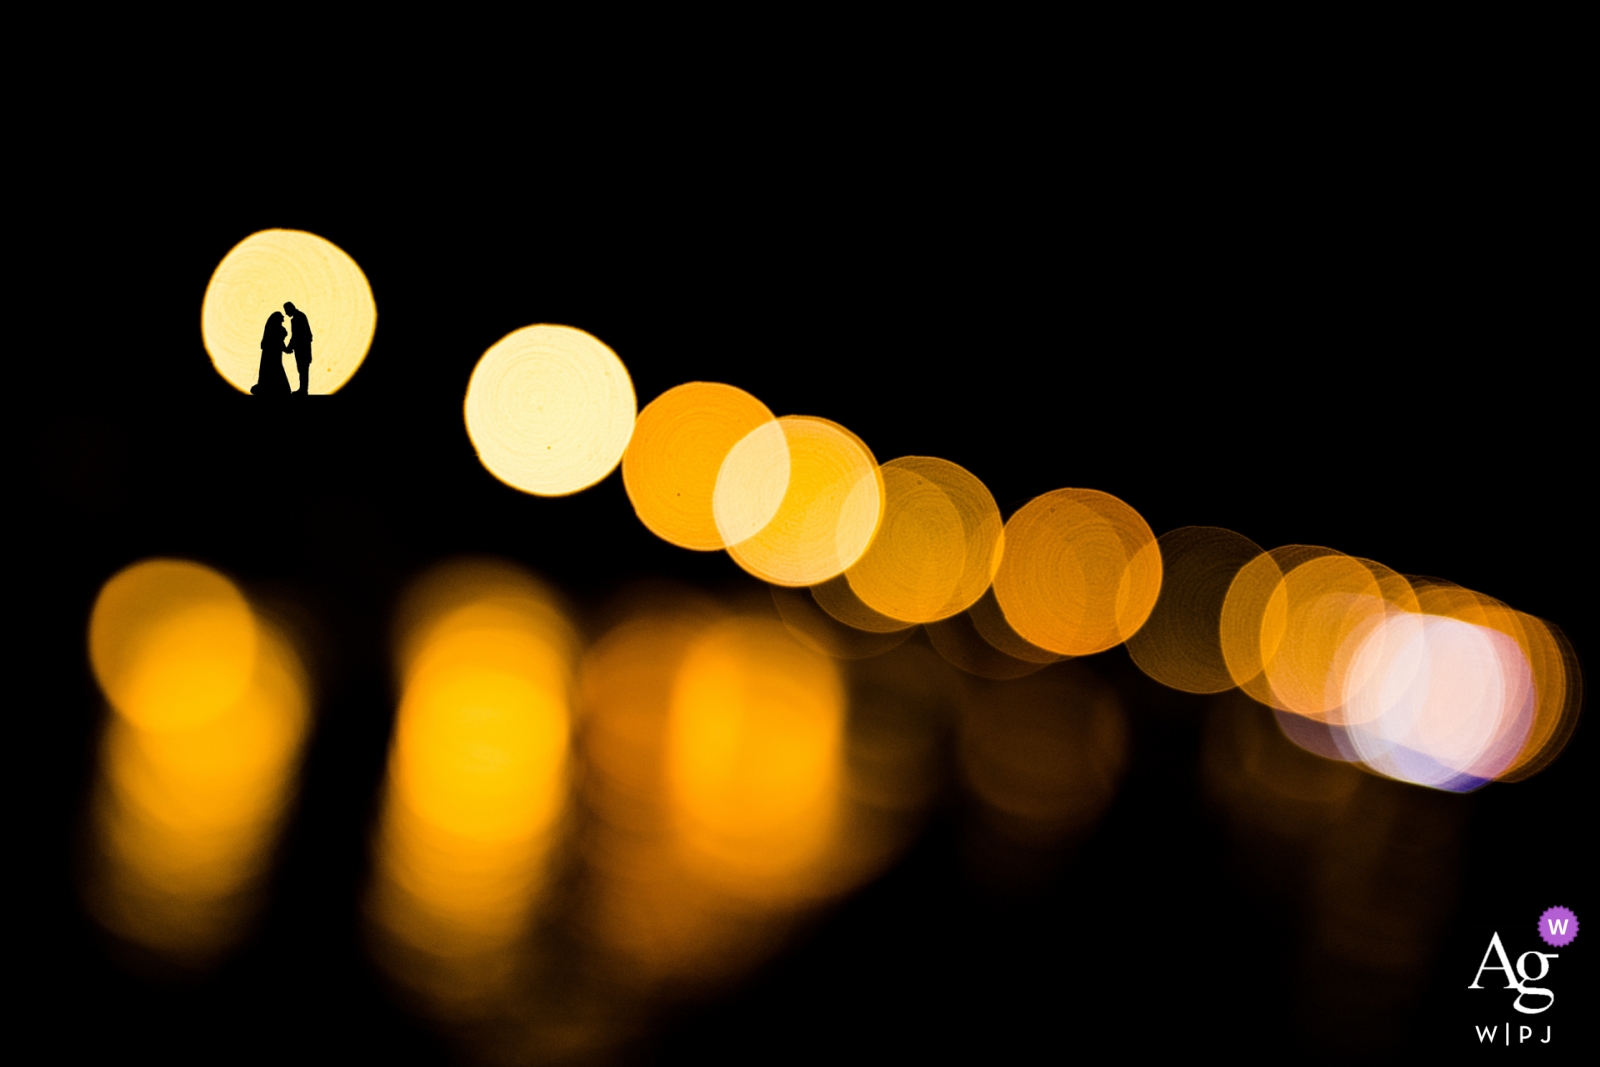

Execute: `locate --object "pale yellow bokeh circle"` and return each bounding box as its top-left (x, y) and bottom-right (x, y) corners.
top-left (721, 417), bottom-right (883, 588)
top-left (623, 382), bottom-right (778, 550)
top-left (464, 325), bottom-right (637, 497)
top-left (712, 420), bottom-right (791, 548)
top-left (201, 229), bottom-right (376, 394)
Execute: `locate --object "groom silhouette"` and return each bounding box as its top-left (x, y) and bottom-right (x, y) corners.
top-left (284, 302), bottom-right (313, 395)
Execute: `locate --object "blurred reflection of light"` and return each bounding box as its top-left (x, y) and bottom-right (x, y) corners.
top-left (200, 229), bottom-right (376, 394)
top-left (770, 584), bottom-right (915, 660)
top-left (1126, 526), bottom-right (1263, 694)
top-left (369, 560), bottom-right (576, 1010)
top-left (721, 417), bottom-right (883, 587)
top-left (579, 605), bottom-right (754, 986)
top-left (1273, 706), bottom-right (1360, 763)
top-left (926, 607), bottom-right (1052, 680)
top-left (843, 644), bottom-right (957, 820)
top-left (844, 457), bottom-right (1004, 624)
top-left (1301, 779), bottom-right (1464, 1051)
top-left (809, 573), bottom-right (916, 635)
top-left (967, 586), bottom-right (1061, 665)
top-left (958, 663), bottom-right (1128, 846)
top-left (992, 488), bottom-right (1162, 656)
top-left (623, 382), bottom-right (779, 550)
top-left (85, 559), bottom-right (310, 964)
top-left (579, 605), bottom-right (940, 996)
top-left (1203, 691), bottom-right (1362, 844)
top-left (91, 558), bottom-right (258, 731)
top-left (666, 617), bottom-right (846, 899)
top-left (464, 325), bottom-right (636, 497)
top-left (1203, 690), bottom-right (1462, 1054)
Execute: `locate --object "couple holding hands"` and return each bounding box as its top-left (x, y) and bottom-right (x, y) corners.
top-left (253, 302), bottom-right (314, 396)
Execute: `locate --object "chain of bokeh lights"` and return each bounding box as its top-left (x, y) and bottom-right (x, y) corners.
top-left (462, 323), bottom-right (1580, 795)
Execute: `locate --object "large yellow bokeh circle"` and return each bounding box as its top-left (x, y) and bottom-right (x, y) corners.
top-left (201, 230), bottom-right (376, 395)
top-left (464, 325), bottom-right (638, 497)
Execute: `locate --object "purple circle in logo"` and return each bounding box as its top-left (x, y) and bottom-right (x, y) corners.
top-left (1538, 906), bottom-right (1578, 948)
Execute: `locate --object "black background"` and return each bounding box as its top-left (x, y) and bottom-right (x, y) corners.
top-left (21, 77), bottom-right (1588, 1063)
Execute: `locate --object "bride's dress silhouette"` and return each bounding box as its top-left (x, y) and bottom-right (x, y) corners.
top-left (252, 312), bottom-right (291, 396)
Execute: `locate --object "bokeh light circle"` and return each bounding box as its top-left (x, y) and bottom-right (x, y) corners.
top-left (1260, 554), bottom-right (1387, 720)
top-left (1496, 615), bottom-right (1581, 782)
top-left (464, 325), bottom-right (637, 497)
top-left (925, 607), bottom-right (1054, 680)
top-left (1340, 611), bottom-right (1534, 790)
top-left (722, 417), bottom-right (883, 587)
top-left (623, 382), bottom-right (778, 551)
top-left (991, 489), bottom-right (1162, 656)
top-left (1218, 545), bottom-right (1340, 705)
top-left (201, 229), bottom-right (376, 395)
top-left (1125, 526), bottom-right (1263, 694)
top-left (1241, 565), bottom-right (1578, 793)
top-left (845, 457), bottom-right (1004, 624)
top-left (1406, 582), bottom-right (1582, 784)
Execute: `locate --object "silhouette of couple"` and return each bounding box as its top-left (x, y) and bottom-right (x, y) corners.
top-left (253, 302), bottom-right (314, 396)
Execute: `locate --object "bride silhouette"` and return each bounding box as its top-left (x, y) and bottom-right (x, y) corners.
top-left (251, 312), bottom-right (291, 396)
